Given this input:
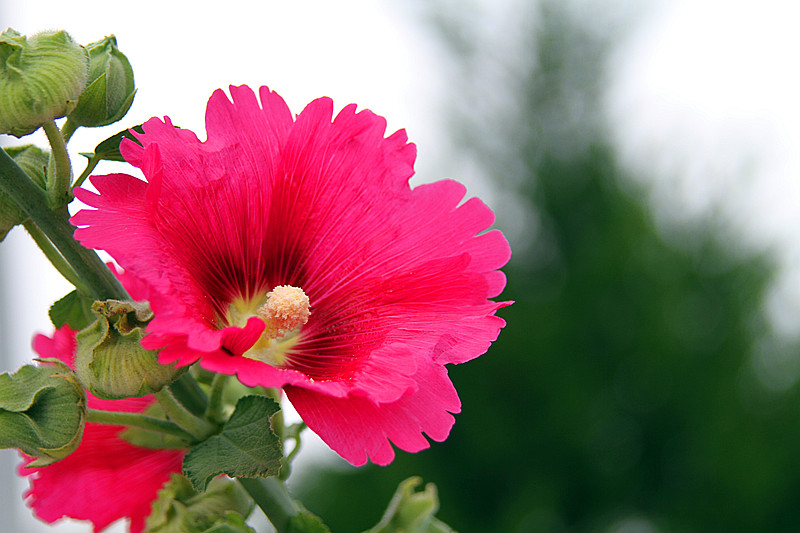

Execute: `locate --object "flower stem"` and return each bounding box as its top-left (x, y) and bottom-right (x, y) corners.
top-left (238, 477), bottom-right (299, 533)
top-left (205, 373), bottom-right (229, 423)
top-left (0, 149), bottom-right (127, 301)
top-left (42, 120), bottom-right (73, 209)
top-left (23, 220), bottom-right (90, 295)
top-left (87, 408), bottom-right (193, 441)
top-left (155, 387), bottom-right (216, 441)
top-left (169, 372), bottom-right (209, 417)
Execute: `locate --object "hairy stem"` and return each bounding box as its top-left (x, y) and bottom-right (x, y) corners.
top-left (23, 220), bottom-right (90, 295)
top-left (238, 477), bottom-right (299, 533)
top-left (205, 372), bottom-right (229, 423)
top-left (42, 121), bottom-right (72, 208)
top-left (87, 408), bottom-right (193, 441)
top-left (0, 149), bottom-right (127, 300)
top-left (155, 387), bottom-right (216, 441)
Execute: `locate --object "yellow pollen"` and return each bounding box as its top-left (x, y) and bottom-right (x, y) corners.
top-left (257, 285), bottom-right (311, 339)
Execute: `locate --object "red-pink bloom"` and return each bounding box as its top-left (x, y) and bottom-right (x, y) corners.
top-left (20, 326), bottom-right (184, 533)
top-left (72, 85), bottom-right (511, 466)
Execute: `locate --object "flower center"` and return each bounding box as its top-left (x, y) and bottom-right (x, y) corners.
top-left (228, 285), bottom-right (311, 366)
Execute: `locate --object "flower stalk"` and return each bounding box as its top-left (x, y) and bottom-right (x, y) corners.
top-left (42, 120), bottom-right (72, 209)
top-left (205, 372), bottom-right (229, 424)
top-left (238, 477), bottom-right (299, 533)
top-left (154, 388), bottom-right (216, 441)
top-left (23, 220), bottom-right (90, 294)
top-left (0, 148), bottom-right (127, 300)
top-left (87, 408), bottom-right (193, 441)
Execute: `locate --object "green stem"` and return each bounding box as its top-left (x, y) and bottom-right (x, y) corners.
top-left (61, 118), bottom-right (79, 144)
top-left (87, 408), bottom-right (193, 441)
top-left (169, 372), bottom-right (209, 417)
top-left (23, 220), bottom-right (90, 295)
top-left (155, 388), bottom-right (216, 441)
top-left (42, 120), bottom-right (73, 208)
top-left (0, 150), bottom-right (128, 300)
top-left (205, 373), bottom-right (229, 423)
top-left (238, 477), bottom-right (299, 533)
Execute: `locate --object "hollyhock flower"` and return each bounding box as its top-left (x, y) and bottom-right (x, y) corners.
top-left (20, 326), bottom-right (184, 533)
top-left (71, 84), bottom-right (511, 466)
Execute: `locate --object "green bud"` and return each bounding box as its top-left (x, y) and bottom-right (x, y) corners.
top-left (76, 299), bottom-right (186, 399)
top-left (365, 477), bottom-right (456, 533)
top-left (0, 28), bottom-right (88, 137)
top-left (0, 359), bottom-right (87, 466)
top-left (144, 474), bottom-right (255, 533)
top-left (68, 35), bottom-right (135, 127)
top-left (0, 144), bottom-right (48, 240)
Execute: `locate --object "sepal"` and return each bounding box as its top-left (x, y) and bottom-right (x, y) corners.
top-left (144, 474), bottom-right (254, 533)
top-left (75, 299), bottom-right (185, 399)
top-left (0, 359), bottom-right (86, 466)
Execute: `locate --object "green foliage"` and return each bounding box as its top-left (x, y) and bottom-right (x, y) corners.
top-left (294, 2), bottom-right (800, 532)
top-left (0, 360), bottom-right (86, 465)
top-left (183, 395), bottom-right (283, 491)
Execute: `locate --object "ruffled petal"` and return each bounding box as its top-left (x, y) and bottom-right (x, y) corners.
top-left (285, 357), bottom-right (460, 466)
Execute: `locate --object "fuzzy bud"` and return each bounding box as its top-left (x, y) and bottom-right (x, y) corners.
top-left (76, 300), bottom-right (185, 399)
top-left (68, 35), bottom-right (135, 127)
top-left (0, 28), bottom-right (88, 137)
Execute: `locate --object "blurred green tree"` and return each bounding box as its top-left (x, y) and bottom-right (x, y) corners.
top-left (294, 2), bottom-right (800, 531)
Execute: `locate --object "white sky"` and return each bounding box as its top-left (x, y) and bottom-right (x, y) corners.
top-left (5, 0), bottom-right (800, 531)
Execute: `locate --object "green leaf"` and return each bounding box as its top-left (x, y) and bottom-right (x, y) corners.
top-left (183, 395), bottom-right (283, 492)
top-left (289, 511), bottom-right (333, 533)
top-left (89, 124), bottom-right (144, 162)
top-left (364, 477), bottom-right (456, 533)
top-left (49, 290), bottom-right (95, 330)
top-left (0, 361), bottom-right (86, 465)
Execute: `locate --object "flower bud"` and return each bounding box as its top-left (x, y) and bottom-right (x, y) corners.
top-left (1, 145), bottom-right (48, 241)
top-left (0, 359), bottom-right (87, 466)
top-left (0, 29), bottom-right (88, 137)
top-left (366, 477), bottom-right (455, 533)
top-left (76, 300), bottom-right (185, 399)
top-left (144, 474), bottom-right (254, 533)
top-left (68, 35), bottom-right (135, 127)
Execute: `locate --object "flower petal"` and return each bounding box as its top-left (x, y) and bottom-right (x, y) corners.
top-left (285, 357), bottom-right (461, 466)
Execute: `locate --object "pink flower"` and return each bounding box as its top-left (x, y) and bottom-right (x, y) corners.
top-left (72, 85), bottom-right (511, 466)
top-left (20, 326), bottom-right (184, 533)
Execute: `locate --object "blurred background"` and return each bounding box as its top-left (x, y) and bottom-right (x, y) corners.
top-left (4, 0), bottom-right (800, 531)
